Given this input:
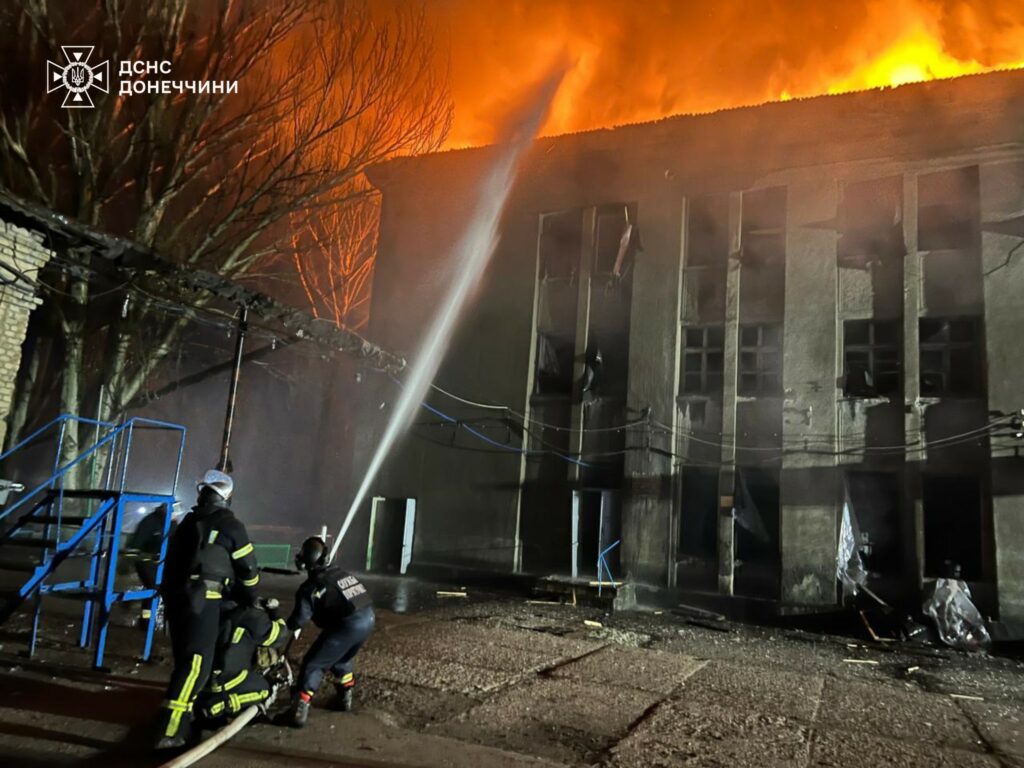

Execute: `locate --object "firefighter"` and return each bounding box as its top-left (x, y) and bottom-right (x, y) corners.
top-left (154, 469), bottom-right (261, 750)
top-left (196, 598), bottom-right (290, 723)
top-left (279, 537), bottom-right (374, 728)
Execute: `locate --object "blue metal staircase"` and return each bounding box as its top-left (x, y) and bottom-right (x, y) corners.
top-left (0, 414), bottom-right (186, 669)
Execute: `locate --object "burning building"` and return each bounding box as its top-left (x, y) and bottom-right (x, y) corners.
top-left (356, 68), bottom-right (1024, 627)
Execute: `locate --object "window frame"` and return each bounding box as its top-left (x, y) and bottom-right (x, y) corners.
top-left (738, 323), bottom-right (782, 396)
top-left (918, 316), bottom-right (982, 398)
top-left (843, 319), bottom-right (901, 397)
top-left (680, 325), bottom-right (725, 396)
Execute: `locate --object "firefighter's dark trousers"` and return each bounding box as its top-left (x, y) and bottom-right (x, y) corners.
top-left (157, 590), bottom-right (223, 739)
top-left (298, 606), bottom-right (375, 695)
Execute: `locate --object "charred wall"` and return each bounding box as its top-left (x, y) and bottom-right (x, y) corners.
top-left (365, 69), bottom-right (1024, 620)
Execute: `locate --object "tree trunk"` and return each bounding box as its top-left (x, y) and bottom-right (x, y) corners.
top-left (4, 334), bottom-right (43, 452)
top-left (58, 277), bottom-right (88, 487)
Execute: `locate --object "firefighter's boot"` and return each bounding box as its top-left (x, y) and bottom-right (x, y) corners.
top-left (279, 697), bottom-right (310, 728)
top-left (330, 683), bottom-right (354, 712)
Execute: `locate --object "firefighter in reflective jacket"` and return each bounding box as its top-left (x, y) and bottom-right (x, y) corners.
top-left (196, 598), bottom-right (289, 723)
top-left (279, 537), bottom-right (374, 728)
top-left (154, 469), bottom-right (261, 750)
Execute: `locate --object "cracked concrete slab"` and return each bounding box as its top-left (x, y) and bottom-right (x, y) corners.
top-left (959, 699), bottom-right (1024, 759)
top-left (433, 677), bottom-right (659, 763)
top-left (369, 629), bottom-right (560, 673)
top-left (358, 648), bottom-right (517, 694)
top-left (807, 726), bottom-right (1000, 768)
top-left (548, 645), bottom-right (705, 694)
top-left (610, 701), bottom-right (812, 768)
top-left (817, 677), bottom-right (983, 751)
top-left (678, 659), bottom-right (825, 722)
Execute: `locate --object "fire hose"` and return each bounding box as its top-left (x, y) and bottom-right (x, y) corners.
top-left (158, 616), bottom-right (301, 768)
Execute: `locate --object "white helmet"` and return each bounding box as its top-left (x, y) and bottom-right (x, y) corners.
top-left (197, 469), bottom-right (233, 501)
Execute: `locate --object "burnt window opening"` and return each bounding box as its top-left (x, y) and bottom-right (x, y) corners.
top-left (919, 317), bottom-right (982, 397)
top-left (843, 320), bottom-right (900, 397)
top-left (739, 323), bottom-right (782, 396)
top-left (594, 203), bottom-right (640, 278)
top-left (539, 209), bottom-right (583, 281)
top-left (678, 467), bottom-right (718, 559)
top-left (839, 176), bottom-right (904, 268)
top-left (534, 332), bottom-right (575, 396)
top-left (741, 186), bottom-right (787, 266)
top-left (918, 166), bottom-right (980, 252)
top-left (845, 472), bottom-right (903, 575)
top-left (681, 326), bottom-right (724, 396)
top-left (687, 195), bottom-right (730, 268)
top-left (923, 474), bottom-right (983, 581)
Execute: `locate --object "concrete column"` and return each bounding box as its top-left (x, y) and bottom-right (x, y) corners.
top-left (621, 193), bottom-right (684, 585)
top-left (779, 178), bottom-right (840, 605)
top-left (568, 208), bottom-right (596, 483)
top-left (980, 160), bottom-right (1024, 622)
top-left (717, 193), bottom-right (743, 596)
top-left (901, 173), bottom-right (925, 588)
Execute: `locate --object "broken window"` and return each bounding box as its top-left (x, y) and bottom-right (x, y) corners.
top-left (919, 317), bottom-right (982, 397)
top-left (738, 323), bottom-right (781, 396)
top-left (839, 176), bottom-right (904, 267)
top-left (594, 203), bottom-right (639, 278)
top-left (534, 332), bottom-right (576, 396)
top-left (918, 166), bottom-right (980, 252)
top-left (681, 325), bottom-right (724, 395)
top-left (845, 472), bottom-right (903, 575)
top-left (923, 474), bottom-right (983, 581)
top-left (741, 186), bottom-right (786, 266)
top-left (687, 195), bottom-right (730, 268)
top-left (843, 320), bottom-right (900, 397)
top-left (539, 209), bottom-right (583, 281)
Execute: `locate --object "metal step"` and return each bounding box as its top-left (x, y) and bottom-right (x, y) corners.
top-left (52, 489), bottom-right (117, 499)
top-left (29, 516), bottom-right (91, 526)
top-left (3, 537), bottom-right (58, 549)
top-left (0, 558), bottom-right (36, 572)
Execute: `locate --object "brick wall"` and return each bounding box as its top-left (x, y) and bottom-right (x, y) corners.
top-left (0, 219), bottom-right (52, 448)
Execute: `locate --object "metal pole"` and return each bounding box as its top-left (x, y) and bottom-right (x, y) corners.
top-left (218, 306), bottom-right (248, 472)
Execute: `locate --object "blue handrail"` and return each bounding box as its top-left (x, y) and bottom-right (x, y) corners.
top-left (0, 413), bottom-right (118, 463)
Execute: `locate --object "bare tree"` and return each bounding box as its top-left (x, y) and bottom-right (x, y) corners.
top-left (289, 196), bottom-right (378, 332)
top-left (0, 0), bottom-right (451, 463)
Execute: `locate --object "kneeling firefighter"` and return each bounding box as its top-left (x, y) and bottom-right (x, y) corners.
top-left (195, 598), bottom-right (290, 723)
top-left (279, 537), bottom-right (374, 727)
top-left (154, 469), bottom-right (261, 750)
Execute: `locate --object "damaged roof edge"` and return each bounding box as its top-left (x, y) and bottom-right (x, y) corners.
top-left (366, 66), bottom-right (1024, 190)
top-left (0, 188), bottom-right (406, 373)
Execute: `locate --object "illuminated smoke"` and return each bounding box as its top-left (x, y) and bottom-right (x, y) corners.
top-left (328, 66), bottom-right (567, 563)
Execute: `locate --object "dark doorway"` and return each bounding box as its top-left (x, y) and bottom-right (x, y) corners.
top-left (923, 475), bottom-right (983, 580)
top-left (572, 489), bottom-right (621, 582)
top-left (366, 497), bottom-right (415, 575)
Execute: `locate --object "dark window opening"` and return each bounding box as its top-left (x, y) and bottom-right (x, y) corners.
top-left (681, 326), bottom-right (724, 395)
top-left (923, 474), bottom-right (983, 580)
top-left (919, 317), bottom-right (982, 397)
top-left (918, 166), bottom-right (980, 252)
top-left (540, 210), bottom-right (583, 281)
top-left (534, 332), bottom-right (575, 396)
top-left (741, 187), bottom-right (786, 266)
top-left (839, 176), bottom-right (904, 267)
top-left (738, 323), bottom-right (781, 396)
top-left (843, 320), bottom-right (900, 396)
top-left (846, 472), bottom-right (902, 575)
top-left (687, 195), bottom-right (730, 268)
top-left (594, 203), bottom-right (639, 277)
top-left (678, 467), bottom-right (718, 559)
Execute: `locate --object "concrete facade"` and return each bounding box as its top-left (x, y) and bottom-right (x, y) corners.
top-left (0, 220), bottom-right (51, 448)
top-left (362, 70), bottom-right (1024, 622)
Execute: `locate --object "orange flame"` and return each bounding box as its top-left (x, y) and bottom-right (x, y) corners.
top-left (433, 0), bottom-right (1024, 148)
